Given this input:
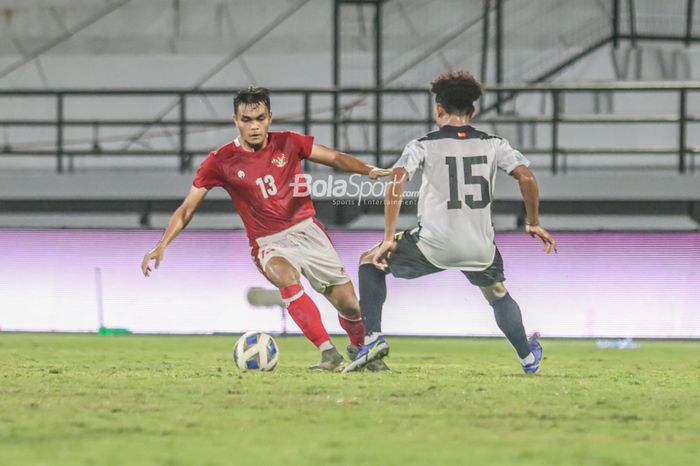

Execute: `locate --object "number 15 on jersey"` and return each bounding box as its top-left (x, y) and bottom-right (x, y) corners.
top-left (445, 156), bottom-right (491, 210)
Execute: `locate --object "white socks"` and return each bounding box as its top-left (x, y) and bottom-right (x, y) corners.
top-left (519, 352), bottom-right (535, 366)
top-left (319, 341), bottom-right (334, 352)
top-left (364, 332), bottom-right (382, 345)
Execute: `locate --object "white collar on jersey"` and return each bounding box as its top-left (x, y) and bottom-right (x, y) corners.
top-left (233, 137), bottom-right (241, 147)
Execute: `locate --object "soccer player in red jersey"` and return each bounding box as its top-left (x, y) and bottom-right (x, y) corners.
top-left (141, 87), bottom-right (391, 370)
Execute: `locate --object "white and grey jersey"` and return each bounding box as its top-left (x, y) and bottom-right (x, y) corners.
top-left (393, 125), bottom-right (530, 271)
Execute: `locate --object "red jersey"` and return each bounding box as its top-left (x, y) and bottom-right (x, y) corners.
top-left (193, 131), bottom-right (316, 244)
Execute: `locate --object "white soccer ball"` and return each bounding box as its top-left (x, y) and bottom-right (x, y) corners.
top-left (233, 331), bottom-right (279, 372)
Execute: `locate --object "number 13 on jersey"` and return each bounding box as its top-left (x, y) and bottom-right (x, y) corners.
top-left (445, 156), bottom-right (491, 210)
top-left (256, 174), bottom-right (278, 199)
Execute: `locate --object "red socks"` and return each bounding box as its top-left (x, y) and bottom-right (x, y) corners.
top-left (280, 284), bottom-right (330, 348)
top-left (280, 284), bottom-right (366, 348)
top-left (338, 311), bottom-right (365, 347)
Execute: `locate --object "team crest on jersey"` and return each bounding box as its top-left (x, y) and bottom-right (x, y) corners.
top-left (271, 153), bottom-right (287, 168)
top-left (237, 170), bottom-right (245, 178)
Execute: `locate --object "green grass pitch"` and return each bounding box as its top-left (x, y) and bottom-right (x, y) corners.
top-left (1, 333), bottom-right (698, 466)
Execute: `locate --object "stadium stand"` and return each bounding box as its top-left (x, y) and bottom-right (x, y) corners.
top-left (0, 0), bottom-right (698, 229)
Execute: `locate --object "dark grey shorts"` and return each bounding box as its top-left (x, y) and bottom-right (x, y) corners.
top-left (388, 227), bottom-right (505, 287)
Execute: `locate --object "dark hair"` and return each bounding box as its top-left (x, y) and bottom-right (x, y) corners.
top-left (234, 86), bottom-right (271, 114)
top-left (430, 71), bottom-right (483, 115)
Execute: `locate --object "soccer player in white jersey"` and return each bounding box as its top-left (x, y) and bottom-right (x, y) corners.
top-left (344, 71), bottom-right (557, 373)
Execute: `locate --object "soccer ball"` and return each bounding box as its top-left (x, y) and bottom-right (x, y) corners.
top-left (233, 331), bottom-right (279, 372)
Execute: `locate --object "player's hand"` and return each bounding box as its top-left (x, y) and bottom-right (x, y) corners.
top-left (372, 239), bottom-right (396, 271)
top-left (368, 167), bottom-right (393, 180)
top-left (141, 247), bottom-right (165, 277)
top-left (525, 224), bottom-right (557, 254)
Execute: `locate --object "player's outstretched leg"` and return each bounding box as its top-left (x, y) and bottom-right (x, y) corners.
top-left (343, 259), bottom-right (391, 373)
top-left (266, 256), bottom-right (344, 371)
top-left (280, 283), bottom-right (344, 371)
top-left (358, 263), bottom-right (386, 343)
top-left (481, 283), bottom-right (542, 374)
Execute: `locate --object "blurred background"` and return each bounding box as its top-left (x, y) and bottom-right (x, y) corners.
top-left (0, 0), bottom-right (698, 337)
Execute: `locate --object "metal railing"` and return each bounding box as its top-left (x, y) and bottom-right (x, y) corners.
top-left (0, 82), bottom-right (698, 174)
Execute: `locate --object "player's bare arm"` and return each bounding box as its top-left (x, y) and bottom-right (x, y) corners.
top-left (307, 143), bottom-right (392, 179)
top-left (372, 167), bottom-right (407, 270)
top-left (510, 165), bottom-right (557, 254)
top-left (141, 186), bottom-right (209, 276)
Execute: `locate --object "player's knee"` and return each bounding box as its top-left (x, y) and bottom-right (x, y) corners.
top-left (481, 282), bottom-right (508, 302)
top-left (265, 258), bottom-right (300, 288)
top-left (329, 288), bottom-right (361, 316)
top-left (337, 298), bottom-right (361, 317)
top-left (273, 272), bottom-right (299, 289)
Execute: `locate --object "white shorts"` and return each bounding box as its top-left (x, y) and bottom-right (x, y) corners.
top-left (253, 217), bottom-right (351, 293)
